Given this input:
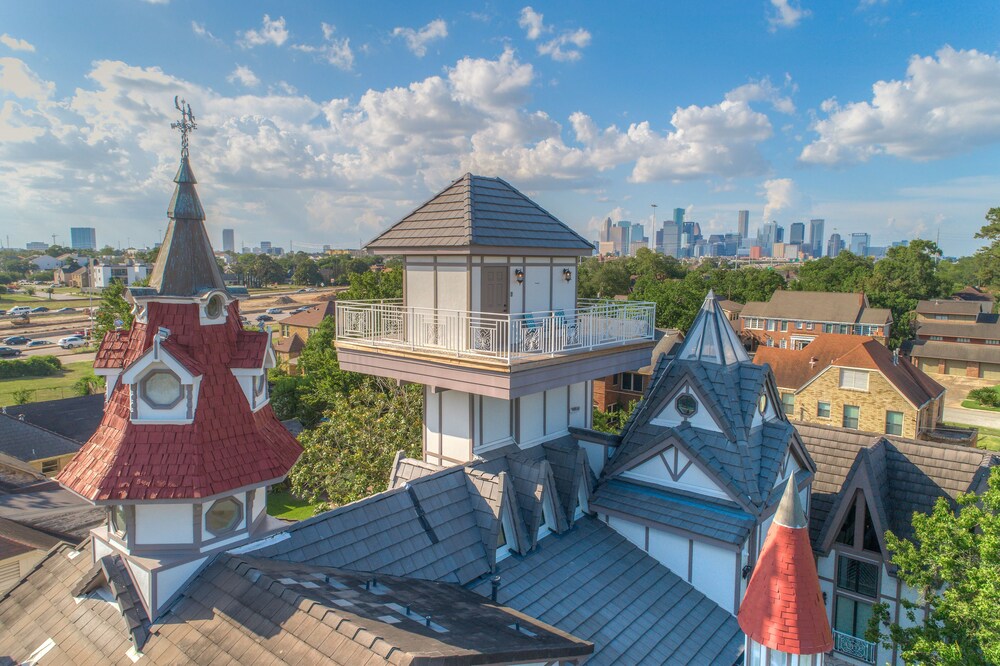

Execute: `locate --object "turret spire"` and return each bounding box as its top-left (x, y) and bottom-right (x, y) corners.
top-left (675, 290), bottom-right (750, 365)
top-left (148, 97), bottom-right (227, 297)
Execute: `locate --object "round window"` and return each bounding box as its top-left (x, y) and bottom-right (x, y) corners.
top-left (205, 497), bottom-right (242, 535)
top-left (253, 373), bottom-right (267, 398)
top-left (206, 293), bottom-right (225, 319)
top-left (141, 370), bottom-right (182, 408)
top-left (110, 505), bottom-right (127, 537)
top-left (758, 393), bottom-right (768, 414)
top-left (675, 394), bottom-right (698, 418)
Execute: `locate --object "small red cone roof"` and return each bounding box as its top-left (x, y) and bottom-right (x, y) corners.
top-left (738, 477), bottom-right (833, 655)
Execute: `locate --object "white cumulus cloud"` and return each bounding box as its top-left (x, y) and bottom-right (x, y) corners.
top-left (392, 19), bottom-right (448, 57)
top-left (761, 178), bottom-right (800, 221)
top-left (293, 23), bottom-right (354, 71)
top-left (768, 0), bottom-right (811, 31)
top-left (518, 6), bottom-right (590, 62)
top-left (227, 65), bottom-right (260, 89)
top-left (239, 15), bottom-right (289, 48)
top-left (0, 58), bottom-right (54, 100)
top-left (801, 46), bottom-right (1000, 165)
top-left (0, 34), bottom-right (35, 52)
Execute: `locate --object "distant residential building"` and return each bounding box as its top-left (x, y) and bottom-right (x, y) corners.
top-left (951, 285), bottom-right (993, 303)
top-left (89, 260), bottom-right (151, 288)
top-left (906, 299), bottom-right (1000, 379)
top-left (593, 328), bottom-right (683, 412)
top-left (739, 291), bottom-right (892, 350)
top-left (29, 255), bottom-right (62, 271)
top-left (69, 227), bottom-right (97, 251)
top-left (25, 242), bottom-right (48, 252)
top-left (789, 222), bottom-right (805, 245)
top-left (754, 334), bottom-right (946, 440)
top-left (222, 228), bottom-right (235, 253)
top-left (55, 265), bottom-right (89, 287)
top-left (808, 218), bottom-right (824, 258)
top-left (850, 232), bottom-right (870, 257)
top-left (275, 301), bottom-right (336, 372)
top-left (0, 412), bottom-right (81, 477)
top-left (737, 210), bottom-right (749, 239)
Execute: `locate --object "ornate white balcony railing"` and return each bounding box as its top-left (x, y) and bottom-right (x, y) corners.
top-left (833, 630), bottom-right (878, 664)
top-left (335, 299), bottom-right (656, 365)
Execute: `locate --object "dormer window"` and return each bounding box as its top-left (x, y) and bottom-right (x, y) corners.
top-left (675, 394), bottom-right (698, 418)
top-left (140, 370), bottom-right (184, 409)
top-left (253, 373), bottom-right (268, 401)
top-left (206, 293), bottom-right (225, 319)
top-left (110, 505), bottom-right (127, 538)
top-left (199, 290), bottom-right (230, 325)
top-left (205, 496), bottom-right (243, 536)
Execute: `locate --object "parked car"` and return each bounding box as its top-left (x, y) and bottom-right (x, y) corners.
top-left (292, 305), bottom-right (311, 313)
top-left (265, 308), bottom-right (283, 314)
top-left (27, 340), bottom-right (51, 347)
top-left (30, 306), bottom-right (49, 313)
top-left (54, 307), bottom-right (76, 313)
top-left (3, 336), bottom-right (31, 345)
top-left (255, 314), bottom-right (274, 322)
top-left (0, 347), bottom-right (21, 358)
top-left (0, 310), bottom-right (6, 316)
top-left (58, 336), bottom-right (87, 349)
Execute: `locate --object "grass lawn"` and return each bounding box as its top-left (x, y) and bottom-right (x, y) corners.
top-left (0, 360), bottom-right (94, 405)
top-left (961, 399), bottom-right (1000, 412)
top-left (267, 489), bottom-right (321, 521)
top-left (945, 422), bottom-right (1000, 452)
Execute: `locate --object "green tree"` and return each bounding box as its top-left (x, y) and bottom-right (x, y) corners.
top-left (72, 371), bottom-right (106, 396)
top-left (578, 258), bottom-right (633, 299)
top-left (792, 251), bottom-right (874, 293)
top-left (865, 239), bottom-right (946, 348)
top-left (291, 257), bottom-right (322, 285)
top-left (592, 401), bottom-right (638, 433)
top-left (289, 381), bottom-right (423, 507)
top-left (11, 389), bottom-right (31, 405)
top-left (92, 280), bottom-right (134, 342)
top-left (974, 207), bottom-right (1000, 291)
top-left (339, 268), bottom-right (403, 301)
top-left (937, 256), bottom-right (981, 298)
top-left (867, 468), bottom-right (1000, 665)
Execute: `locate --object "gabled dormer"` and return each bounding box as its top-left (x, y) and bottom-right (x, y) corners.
top-left (120, 328), bottom-right (202, 425)
top-left (231, 332), bottom-right (276, 412)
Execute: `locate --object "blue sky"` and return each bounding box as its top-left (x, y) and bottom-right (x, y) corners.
top-left (1, 1), bottom-right (998, 256)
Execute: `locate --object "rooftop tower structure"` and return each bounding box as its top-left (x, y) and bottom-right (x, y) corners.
top-left (55, 100), bottom-right (301, 618)
top-left (336, 173), bottom-right (656, 466)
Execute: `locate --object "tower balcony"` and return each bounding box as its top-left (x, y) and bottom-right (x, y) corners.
top-left (335, 299), bottom-right (656, 399)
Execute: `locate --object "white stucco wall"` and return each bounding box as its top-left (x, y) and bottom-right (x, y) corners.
top-left (440, 390), bottom-right (471, 462)
top-left (545, 386), bottom-right (569, 436)
top-left (519, 392), bottom-right (545, 445)
top-left (648, 527), bottom-right (690, 577)
top-left (569, 381), bottom-right (587, 427)
top-left (405, 260), bottom-right (435, 310)
top-left (551, 261), bottom-right (576, 311)
top-left (621, 448), bottom-right (730, 500)
top-left (481, 396), bottom-right (512, 448)
top-left (154, 557), bottom-right (206, 613)
top-left (134, 504), bottom-right (194, 545)
top-left (436, 262), bottom-right (468, 312)
top-left (691, 540), bottom-right (738, 613)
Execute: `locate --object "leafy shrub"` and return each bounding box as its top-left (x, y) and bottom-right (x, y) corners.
top-left (969, 387), bottom-right (1000, 408)
top-left (11, 389), bottom-right (31, 405)
top-left (0, 355), bottom-right (62, 379)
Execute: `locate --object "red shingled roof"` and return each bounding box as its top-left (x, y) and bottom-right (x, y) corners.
top-left (738, 482), bottom-right (833, 655)
top-left (279, 300), bottom-right (335, 330)
top-left (93, 329), bottom-right (131, 369)
top-left (57, 300), bottom-right (301, 501)
top-left (230, 330), bottom-right (270, 368)
top-left (754, 334), bottom-right (944, 408)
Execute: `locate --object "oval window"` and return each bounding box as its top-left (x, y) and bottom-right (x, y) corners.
top-left (141, 370), bottom-right (182, 408)
top-left (206, 293), bottom-right (225, 319)
top-left (675, 394), bottom-right (697, 418)
top-left (758, 393), bottom-right (768, 414)
top-left (205, 497), bottom-right (242, 535)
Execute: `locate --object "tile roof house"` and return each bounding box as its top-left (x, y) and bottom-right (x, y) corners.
top-left (907, 299), bottom-right (1000, 379)
top-left (274, 300), bottom-right (335, 372)
top-left (754, 334), bottom-right (947, 442)
top-left (739, 291), bottom-right (892, 351)
top-left (794, 421), bottom-right (998, 665)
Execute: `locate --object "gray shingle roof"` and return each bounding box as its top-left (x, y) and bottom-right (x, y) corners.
top-left (0, 413), bottom-right (81, 463)
top-left (916, 299), bottom-right (987, 316)
top-left (467, 516), bottom-right (744, 665)
top-left (591, 479), bottom-right (755, 546)
top-left (0, 539), bottom-right (593, 665)
top-left (5, 394), bottom-right (105, 443)
top-left (740, 291), bottom-right (892, 326)
top-left (794, 421), bottom-right (998, 547)
top-left (365, 173), bottom-right (594, 255)
top-left (908, 338), bottom-right (1000, 363)
top-left (914, 315), bottom-right (1000, 340)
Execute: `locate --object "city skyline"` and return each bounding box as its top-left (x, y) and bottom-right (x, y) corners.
top-left (1, 1), bottom-right (999, 256)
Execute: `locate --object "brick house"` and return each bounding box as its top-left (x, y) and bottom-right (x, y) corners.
top-left (906, 298), bottom-right (1000, 379)
top-left (273, 300), bottom-right (335, 371)
top-left (593, 328), bottom-right (683, 411)
top-left (739, 291), bottom-right (892, 351)
top-left (754, 334), bottom-right (945, 440)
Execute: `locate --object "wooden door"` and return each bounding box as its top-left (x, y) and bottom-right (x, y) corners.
top-left (481, 267), bottom-right (508, 314)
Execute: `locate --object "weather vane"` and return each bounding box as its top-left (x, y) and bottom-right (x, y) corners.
top-left (171, 96), bottom-right (197, 158)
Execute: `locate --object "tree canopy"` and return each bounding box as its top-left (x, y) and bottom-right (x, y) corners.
top-left (92, 280), bottom-right (134, 342)
top-left (867, 468), bottom-right (1000, 665)
top-left (974, 207), bottom-right (1000, 292)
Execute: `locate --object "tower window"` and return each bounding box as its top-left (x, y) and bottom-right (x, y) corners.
top-left (205, 497), bottom-right (243, 536)
top-left (206, 293), bottom-right (225, 319)
top-left (110, 505), bottom-right (127, 538)
top-left (675, 393), bottom-right (698, 418)
top-left (140, 370), bottom-right (183, 409)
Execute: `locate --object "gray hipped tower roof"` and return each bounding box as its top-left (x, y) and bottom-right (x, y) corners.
top-left (675, 290), bottom-right (751, 365)
top-left (147, 155), bottom-right (227, 296)
top-left (366, 173), bottom-right (594, 256)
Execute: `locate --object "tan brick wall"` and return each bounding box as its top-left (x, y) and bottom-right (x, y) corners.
top-left (789, 367), bottom-right (927, 439)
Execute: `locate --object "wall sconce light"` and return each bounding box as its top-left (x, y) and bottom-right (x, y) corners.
top-left (514, 268), bottom-right (525, 284)
top-left (563, 268), bottom-right (572, 282)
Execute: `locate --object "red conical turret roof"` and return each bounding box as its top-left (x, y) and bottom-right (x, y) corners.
top-left (738, 477), bottom-right (833, 655)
